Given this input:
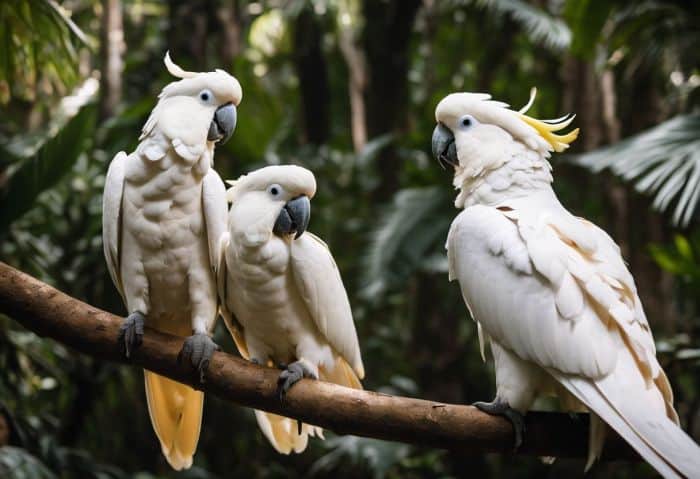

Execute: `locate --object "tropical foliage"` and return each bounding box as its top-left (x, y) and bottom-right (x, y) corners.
top-left (0, 1), bottom-right (698, 478)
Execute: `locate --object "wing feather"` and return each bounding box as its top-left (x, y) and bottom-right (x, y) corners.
top-left (216, 232), bottom-right (250, 359)
top-left (202, 169), bottom-right (228, 273)
top-left (102, 151), bottom-right (128, 302)
top-left (290, 233), bottom-right (364, 378)
top-left (448, 203), bottom-right (675, 409)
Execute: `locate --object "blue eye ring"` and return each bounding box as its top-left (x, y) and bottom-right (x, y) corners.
top-left (199, 90), bottom-right (211, 102)
top-left (458, 114), bottom-right (478, 130)
top-left (268, 184), bottom-right (282, 197)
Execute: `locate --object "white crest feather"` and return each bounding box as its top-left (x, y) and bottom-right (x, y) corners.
top-left (164, 51), bottom-right (196, 79)
top-left (519, 87), bottom-right (537, 114)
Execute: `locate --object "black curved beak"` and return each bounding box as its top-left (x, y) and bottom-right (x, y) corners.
top-left (207, 103), bottom-right (237, 144)
top-left (273, 195), bottom-right (311, 239)
top-left (432, 123), bottom-right (458, 169)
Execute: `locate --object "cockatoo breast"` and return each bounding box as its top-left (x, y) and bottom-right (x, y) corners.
top-left (121, 145), bottom-right (213, 318)
top-left (224, 236), bottom-right (321, 362)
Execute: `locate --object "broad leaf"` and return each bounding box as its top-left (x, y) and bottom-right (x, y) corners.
top-left (0, 104), bottom-right (96, 228)
top-left (573, 113), bottom-right (700, 227)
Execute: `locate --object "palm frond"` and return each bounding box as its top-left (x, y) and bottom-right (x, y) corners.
top-left (454, 0), bottom-right (571, 51)
top-left (573, 113), bottom-right (700, 227)
top-left (361, 187), bottom-right (451, 301)
top-left (0, 446), bottom-right (56, 479)
top-left (0, 103), bottom-right (97, 229)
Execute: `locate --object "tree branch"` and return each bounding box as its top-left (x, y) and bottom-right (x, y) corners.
top-left (0, 261), bottom-right (638, 461)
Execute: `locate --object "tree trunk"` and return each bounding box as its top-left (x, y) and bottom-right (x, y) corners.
top-left (362, 0), bottom-right (422, 201)
top-left (293, 7), bottom-right (331, 145)
top-left (338, 19), bottom-right (367, 152)
top-left (217, 0), bottom-right (245, 61)
top-left (99, 0), bottom-right (124, 120)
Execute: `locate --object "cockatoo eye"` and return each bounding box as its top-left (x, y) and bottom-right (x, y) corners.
top-left (199, 89), bottom-right (213, 103)
top-left (267, 184), bottom-right (284, 197)
top-left (458, 114), bottom-right (478, 131)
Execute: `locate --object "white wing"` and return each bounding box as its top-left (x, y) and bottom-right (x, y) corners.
top-left (448, 204), bottom-right (699, 477)
top-left (448, 205), bottom-right (619, 377)
top-left (290, 233), bottom-right (364, 378)
top-left (202, 168), bottom-right (228, 273)
top-left (102, 151), bottom-right (128, 302)
top-left (216, 232), bottom-right (250, 359)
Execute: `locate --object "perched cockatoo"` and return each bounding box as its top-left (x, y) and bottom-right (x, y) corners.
top-left (432, 89), bottom-right (700, 477)
top-left (102, 53), bottom-right (241, 469)
top-left (217, 165), bottom-right (364, 454)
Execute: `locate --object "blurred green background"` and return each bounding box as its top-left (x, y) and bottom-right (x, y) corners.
top-left (1, 0), bottom-right (699, 477)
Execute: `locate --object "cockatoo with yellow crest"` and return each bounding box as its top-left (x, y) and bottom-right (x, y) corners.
top-left (102, 53), bottom-right (241, 469)
top-left (432, 89), bottom-right (700, 477)
top-left (217, 165), bottom-right (364, 454)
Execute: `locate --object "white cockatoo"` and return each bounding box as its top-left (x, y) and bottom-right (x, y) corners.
top-left (217, 165), bottom-right (364, 454)
top-left (102, 53), bottom-right (241, 469)
top-left (432, 90), bottom-right (700, 477)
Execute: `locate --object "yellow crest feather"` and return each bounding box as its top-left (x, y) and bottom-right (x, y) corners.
top-left (516, 87), bottom-right (580, 152)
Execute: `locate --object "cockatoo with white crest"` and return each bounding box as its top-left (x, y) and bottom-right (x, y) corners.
top-left (102, 53), bottom-right (241, 469)
top-left (217, 165), bottom-right (364, 454)
top-left (432, 89), bottom-right (700, 478)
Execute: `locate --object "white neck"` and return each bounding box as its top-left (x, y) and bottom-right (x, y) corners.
top-left (454, 146), bottom-right (554, 209)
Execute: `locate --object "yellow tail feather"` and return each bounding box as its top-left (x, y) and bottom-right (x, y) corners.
top-left (255, 357), bottom-right (362, 454)
top-left (144, 370), bottom-right (203, 470)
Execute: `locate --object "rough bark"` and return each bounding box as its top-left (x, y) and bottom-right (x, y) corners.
top-left (0, 261), bottom-right (641, 461)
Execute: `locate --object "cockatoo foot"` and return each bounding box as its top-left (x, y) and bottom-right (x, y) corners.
top-left (277, 361), bottom-right (316, 402)
top-left (473, 398), bottom-right (525, 450)
top-left (118, 311), bottom-right (145, 358)
top-left (178, 333), bottom-right (220, 383)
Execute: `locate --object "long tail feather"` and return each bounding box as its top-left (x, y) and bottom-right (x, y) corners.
top-left (144, 371), bottom-right (203, 470)
top-left (553, 372), bottom-right (700, 478)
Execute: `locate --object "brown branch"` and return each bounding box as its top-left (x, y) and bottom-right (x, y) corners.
top-left (0, 261), bottom-right (638, 461)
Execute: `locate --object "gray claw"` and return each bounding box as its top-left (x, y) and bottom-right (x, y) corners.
top-left (277, 361), bottom-right (315, 403)
top-left (118, 311), bottom-right (145, 358)
top-left (178, 333), bottom-right (220, 383)
top-left (473, 398), bottom-right (525, 450)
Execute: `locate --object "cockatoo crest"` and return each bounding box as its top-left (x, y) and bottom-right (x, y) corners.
top-left (164, 51), bottom-right (197, 79)
top-left (517, 88), bottom-right (579, 152)
top-left (139, 52), bottom-right (243, 144)
top-left (435, 88), bottom-right (579, 156)
top-left (225, 165), bottom-right (316, 204)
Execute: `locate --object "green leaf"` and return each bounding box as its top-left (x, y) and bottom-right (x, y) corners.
top-left (467, 0), bottom-right (572, 51)
top-left (674, 234), bottom-right (694, 262)
top-left (361, 186), bottom-right (451, 301)
top-left (564, 0), bottom-right (613, 59)
top-left (572, 114), bottom-right (700, 227)
top-left (0, 104), bottom-right (96, 228)
top-left (0, 446), bottom-right (56, 479)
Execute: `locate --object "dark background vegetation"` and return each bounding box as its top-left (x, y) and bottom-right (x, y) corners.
top-left (1, 0), bottom-right (699, 477)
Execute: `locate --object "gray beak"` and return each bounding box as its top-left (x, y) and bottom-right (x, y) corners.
top-left (207, 103), bottom-right (237, 144)
top-left (273, 195), bottom-right (311, 239)
top-left (432, 123), bottom-right (458, 169)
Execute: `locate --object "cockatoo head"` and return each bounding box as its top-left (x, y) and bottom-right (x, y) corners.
top-left (141, 52), bottom-right (243, 145)
top-left (431, 89), bottom-right (578, 172)
top-left (226, 165), bottom-right (317, 243)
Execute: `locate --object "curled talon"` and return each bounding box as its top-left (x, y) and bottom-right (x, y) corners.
top-left (178, 333), bottom-right (220, 383)
top-left (277, 361), bottom-right (316, 402)
top-left (473, 398), bottom-right (525, 450)
top-left (118, 311), bottom-right (145, 358)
